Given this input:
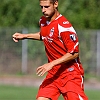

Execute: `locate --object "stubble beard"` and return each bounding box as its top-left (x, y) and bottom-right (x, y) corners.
top-left (44, 10), bottom-right (55, 21)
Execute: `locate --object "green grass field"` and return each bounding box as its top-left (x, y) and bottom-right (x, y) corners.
top-left (0, 85), bottom-right (100, 100)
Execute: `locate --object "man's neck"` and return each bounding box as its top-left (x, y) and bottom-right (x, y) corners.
top-left (47, 11), bottom-right (60, 22)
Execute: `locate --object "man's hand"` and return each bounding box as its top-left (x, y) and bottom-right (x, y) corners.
top-left (36, 62), bottom-right (54, 76)
top-left (12, 32), bottom-right (24, 42)
top-left (36, 52), bottom-right (79, 76)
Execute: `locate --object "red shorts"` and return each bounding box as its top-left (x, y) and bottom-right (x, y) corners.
top-left (36, 74), bottom-right (88, 100)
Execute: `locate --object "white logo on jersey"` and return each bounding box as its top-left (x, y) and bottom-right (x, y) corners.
top-left (70, 34), bottom-right (76, 41)
top-left (46, 21), bottom-right (50, 25)
top-left (42, 36), bottom-right (53, 42)
top-left (41, 27), bottom-right (54, 43)
top-left (49, 27), bottom-right (54, 37)
top-left (63, 21), bottom-right (69, 24)
top-left (41, 24), bottom-right (45, 26)
top-left (68, 67), bottom-right (74, 72)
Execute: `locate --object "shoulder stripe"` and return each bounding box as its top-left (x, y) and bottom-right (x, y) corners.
top-left (55, 14), bottom-right (62, 20)
top-left (58, 24), bottom-right (76, 37)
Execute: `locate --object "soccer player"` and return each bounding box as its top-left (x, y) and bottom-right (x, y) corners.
top-left (12, 0), bottom-right (88, 100)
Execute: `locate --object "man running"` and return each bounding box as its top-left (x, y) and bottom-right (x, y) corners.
top-left (13, 0), bottom-right (88, 100)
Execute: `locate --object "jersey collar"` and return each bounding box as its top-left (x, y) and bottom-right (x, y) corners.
top-left (46, 14), bottom-right (62, 25)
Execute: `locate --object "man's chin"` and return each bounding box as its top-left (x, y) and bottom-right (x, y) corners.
top-left (44, 15), bottom-right (49, 18)
top-left (44, 15), bottom-right (50, 20)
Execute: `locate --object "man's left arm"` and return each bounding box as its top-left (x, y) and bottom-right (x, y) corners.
top-left (51, 52), bottom-right (79, 66)
top-left (37, 52), bottom-right (78, 76)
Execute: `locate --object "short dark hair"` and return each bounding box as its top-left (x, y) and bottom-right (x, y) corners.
top-left (50, 0), bottom-right (58, 4)
top-left (39, 0), bottom-right (58, 4)
top-left (39, 0), bottom-right (58, 9)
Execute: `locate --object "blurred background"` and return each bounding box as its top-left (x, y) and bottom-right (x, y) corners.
top-left (0, 0), bottom-right (100, 100)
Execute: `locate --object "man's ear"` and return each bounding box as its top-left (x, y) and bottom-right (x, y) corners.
top-left (54, 1), bottom-right (58, 9)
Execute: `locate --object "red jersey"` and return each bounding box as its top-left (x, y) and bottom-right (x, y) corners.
top-left (39, 14), bottom-right (84, 78)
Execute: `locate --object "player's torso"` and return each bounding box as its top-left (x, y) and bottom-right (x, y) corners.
top-left (39, 15), bottom-right (84, 76)
top-left (40, 19), bottom-right (59, 43)
top-left (40, 15), bottom-right (68, 61)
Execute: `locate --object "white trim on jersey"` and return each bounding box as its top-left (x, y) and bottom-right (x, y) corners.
top-left (58, 24), bottom-right (76, 37)
top-left (70, 42), bottom-right (79, 53)
top-left (75, 58), bottom-right (80, 70)
top-left (81, 75), bottom-right (84, 88)
top-left (78, 94), bottom-right (84, 100)
top-left (55, 14), bottom-right (62, 20)
top-left (58, 23), bottom-right (77, 45)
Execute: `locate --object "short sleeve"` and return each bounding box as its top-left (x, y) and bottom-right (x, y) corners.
top-left (60, 31), bottom-right (79, 54)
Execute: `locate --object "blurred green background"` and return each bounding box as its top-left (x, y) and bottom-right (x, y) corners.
top-left (0, 0), bottom-right (100, 100)
top-left (0, 0), bottom-right (100, 29)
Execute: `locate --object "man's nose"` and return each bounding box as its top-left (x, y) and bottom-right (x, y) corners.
top-left (42, 7), bottom-right (46, 13)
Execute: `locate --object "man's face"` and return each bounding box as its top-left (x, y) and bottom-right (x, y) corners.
top-left (40, 0), bottom-right (57, 19)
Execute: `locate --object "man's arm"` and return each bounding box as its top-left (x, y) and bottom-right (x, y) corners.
top-left (37, 52), bottom-right (79, 76)
top-left (12, 32), bottom-right (41, 42)
top-left (51, 52), bottom-right (79, 66)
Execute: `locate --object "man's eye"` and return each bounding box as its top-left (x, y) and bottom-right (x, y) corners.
top-left (40, 6), bottom-right (49, 9)
top-left (44, 6), bottom-right (49, 8)
top-left (40, 6), bottom-right (43, 9)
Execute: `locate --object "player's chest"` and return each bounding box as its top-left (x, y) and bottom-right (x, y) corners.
top-left (41, 24), bottom-right (58, 43)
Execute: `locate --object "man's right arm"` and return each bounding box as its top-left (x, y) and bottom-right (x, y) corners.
top-left (12, 32), bottom-right (41, 42)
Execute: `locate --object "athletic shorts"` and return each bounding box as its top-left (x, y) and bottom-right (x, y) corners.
top-left (36, 74), bottom-right (88, 100)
